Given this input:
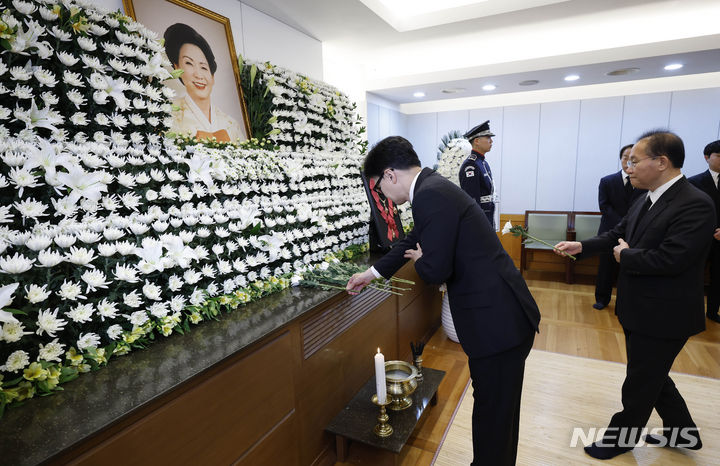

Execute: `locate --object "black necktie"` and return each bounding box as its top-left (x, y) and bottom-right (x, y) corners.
top-left (624, 178), bottom-right (634, 198)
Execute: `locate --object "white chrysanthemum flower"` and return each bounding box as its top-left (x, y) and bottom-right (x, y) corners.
top-left (57, 279), bottom-right (85, 301)
top-left (34, 68), bottom-right (57, 87)
top-left (168, 275), bottom-right (183, 292)
top-left (49, 25), bottom-right (72, 41)
top-left (39, 6), bottom-right (60, 21)
top-left (81, 269), bottom-right (110, 292)
top-left (56, 51), bottom-right (79, 66)
top-left (0, 252), bottom-right (35, 274)
top-left (189, 288), bottom-right (205, 306)
top-left (102, 228), bottom-right (124, 241)
top-left (9, 66), bottom-right (32, 81)
top-left (77, 36), bottom-right (97, 51)
top-left (1, 350), bottom-right (30, 372)
top-left (66, 303), bottom-right (94, 323)
top-left (77, 332), bottom-right (101, 350)
top-left (97, 298), bottom-right (119, 320)
top-left (1, 321), bottom-right (31, 343)
top-left (115, 241), bottom-right (136, 256)
top-left (107, 324), bottom-right (123, 341)
top-left (24, 234), bottom-right (52, 251)
top-left (63, 70), bottom-right (83, 87)
top-left (69, 112), bottom-right (88, 126)
top-left (142, 281), bottom-right (162, 301)
top-left (183, 269), bottom-right (202, 285)
top-left (123, 290), bottom-right (142, 308)
top-left (122, 193), bottom-right (142, 211)
top-left (148, 302), bottom-right (168, 318)
top-left (65, 246), bottom-right (96, 266)
top-left (37, 249), bottom-right (64, 267)
top-left (24, 284), bottom-right (50, 304)
top-left (38, 338), bottom-right (65, 363)
top-left (126, 310), bottom-right (149, 327)
top-left (76, 230), bottom-right (101, 244)
top-left (9, 168), bottom-right (41, 196)
top-left (54, 234), bottom-right (76, 248)
top-left (89, 24), bottom-right (109, 36)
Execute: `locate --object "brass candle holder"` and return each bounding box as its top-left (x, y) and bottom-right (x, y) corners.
top-left (371, 394), bottom-right (393, 437)
top-left (384, 360), bottom-right (418, 411)
top-left (413, 355), bottom-right (424, 382)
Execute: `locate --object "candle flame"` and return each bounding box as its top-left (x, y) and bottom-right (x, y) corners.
top-left (377, 347), bottom-right (380, 353)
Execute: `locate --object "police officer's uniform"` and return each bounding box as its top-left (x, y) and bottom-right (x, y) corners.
top-left (459, 121), bottom-right (497, 228)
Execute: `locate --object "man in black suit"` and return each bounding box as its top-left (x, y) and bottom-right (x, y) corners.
top-left (556, 130), bottom-right (715, 460)
top-left (688, 140), bottom-right (720, 324)
top-left (347, 136), bottom-right (540, 465)
top-left (593, 144), bottom-right (647, 310)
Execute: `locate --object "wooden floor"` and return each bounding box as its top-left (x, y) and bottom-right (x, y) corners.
top-left (334, 279), bottom-right (720, 465)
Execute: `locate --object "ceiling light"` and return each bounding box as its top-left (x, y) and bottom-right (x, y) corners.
top-left (564, 74), bottom-right (580, 82)
top-left (664, 63), bottom-right (683, 71)
top-left (482, 84), bottom-right (496, 91)
top-left (606, 67), bottom-right (640, 76)
top-left (441, 87), bottom-right (466, 94)
top-left (519, 80), bottom-right (539, 86)
top-left (413, 91), bottom-right (425, 98)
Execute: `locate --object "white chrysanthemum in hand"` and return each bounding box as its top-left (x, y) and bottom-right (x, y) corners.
top-left (0, 253), bottom-right (35, 274)
top-left (66, 303), bottom-right (94, 323)
top-left (81, 270), bottom-right (110, 292)
top-left (24, 284), bottom-right (50, 304)
top-left (1, 350), bottom-right (30, 372)
top-left (77, 332), bottom-right (101, 350)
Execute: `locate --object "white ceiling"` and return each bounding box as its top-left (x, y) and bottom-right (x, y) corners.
top-left (240, 0), bottom-right (720, 105)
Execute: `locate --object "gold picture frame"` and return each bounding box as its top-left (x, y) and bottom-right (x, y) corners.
top-left (123, 0), bottom-right (252, 142)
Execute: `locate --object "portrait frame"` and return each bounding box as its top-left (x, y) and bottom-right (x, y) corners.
top-left (361, 173), bottom-right (406, 252)
top-left (123, 0), bottom-right (252, 142)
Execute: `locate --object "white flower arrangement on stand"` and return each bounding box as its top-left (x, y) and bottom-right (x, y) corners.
top-left (0, 0), bottom-right (371, 416)
top-left (435, 133), bottom-right (471, 186)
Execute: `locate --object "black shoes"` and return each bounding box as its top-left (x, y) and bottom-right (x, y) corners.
top-left (592, 302), bottom-right (607, 310)
top-left (584, 442), bottom-right (633, 460)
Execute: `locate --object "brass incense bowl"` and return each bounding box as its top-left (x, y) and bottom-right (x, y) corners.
top-left (384, 360), bottom-right (418, 411)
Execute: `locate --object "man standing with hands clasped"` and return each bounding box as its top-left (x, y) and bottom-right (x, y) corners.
top-left (347, 136), bottom-right (540, 465)
top-left (459, 120), bottom-right (497, 229)
top-left (555, 130), bottom-right (715, 460)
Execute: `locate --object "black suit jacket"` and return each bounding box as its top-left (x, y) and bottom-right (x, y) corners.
top-left (373, 168), bottom-right (540, 358)
top-left (688, 170), bottom-right (720, 230)
top-left (581, 177), bottom-right (716, 339)
top-left (598, 171), bottom-right (647, 233)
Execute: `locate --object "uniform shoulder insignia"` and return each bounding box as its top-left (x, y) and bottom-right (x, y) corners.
top-left (464, 166), bottom-right (475, 177)
top-left (468, 153), bottom-right (477, 161)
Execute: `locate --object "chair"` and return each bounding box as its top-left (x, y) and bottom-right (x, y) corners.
top-left (572, 212), bottom-right (602, 242)
top-left (520, 211), bottom-right (571, 281)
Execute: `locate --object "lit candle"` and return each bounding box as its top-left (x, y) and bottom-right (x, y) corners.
top-left (375, 347), bottom-right (386, 404)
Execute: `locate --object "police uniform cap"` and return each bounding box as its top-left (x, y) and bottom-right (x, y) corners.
top-left (464, 120), bottom-right (495, 140)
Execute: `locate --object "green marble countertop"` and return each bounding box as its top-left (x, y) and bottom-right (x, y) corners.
top-left (0, 256), bottom-right (379, 465)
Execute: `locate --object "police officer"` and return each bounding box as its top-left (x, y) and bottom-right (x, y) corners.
top-left (459, 120), bottom-right (497, 228)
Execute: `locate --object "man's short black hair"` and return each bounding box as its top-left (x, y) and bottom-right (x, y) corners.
top-left (619, 144), bottom-right (633, 159)
top-left (363, 136), bottom-right (421, 178)
top-left (164, 23), bottom-right (218, 76)
top-left (703, 140), bottom-right (720, 157)
top-left (636, 129), bottom-right (684, 168)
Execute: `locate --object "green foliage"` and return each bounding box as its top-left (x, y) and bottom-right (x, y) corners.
top-left (238, 56), bottom-right (275, 141)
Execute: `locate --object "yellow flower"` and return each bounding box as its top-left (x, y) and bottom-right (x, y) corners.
top-left (114, 344), bottom-right (131, 356)
top-left (189, 312), bottom-right (202, 324)
top-left (66, 347), bottom-right (84, 366)
top-left (94, 348), bottom-right (107, 365)
top-left (77, 364), bottom-right (91, 373)
top-left (45, 366), bottom-right (61, 390)
top-left (23, 362), bottom-right (48, 381)
top-left (51, 5), bottom-right (61, 16)
top-left (8, 381), bottom-right (36, 402)
top-left (219, 296), bottom-right (230, 305)
top-left (160, 323), bottom-right (173, 336)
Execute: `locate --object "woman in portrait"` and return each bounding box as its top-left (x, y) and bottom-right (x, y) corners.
top-left (164, 23), bottom-right (245, 142)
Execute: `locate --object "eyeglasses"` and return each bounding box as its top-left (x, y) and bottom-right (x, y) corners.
top-left (626, 157), bottom-right (655, 169)
top-left (373, 169), bottom-right (392, 196)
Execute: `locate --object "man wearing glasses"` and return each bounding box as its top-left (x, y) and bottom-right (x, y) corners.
top-left (347, 136), bottom-right (540, 466)
top-left (555, 130), bottom-right (715, 459)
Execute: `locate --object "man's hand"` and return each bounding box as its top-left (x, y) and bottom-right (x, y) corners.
top-left (713, 228), bottom-right (720, 241)
top-left (404, 242), bottom-right (423, 262)
top-left (613, 238), bottom-right (629, 263)
top-left (554, 241), bottom-right (582, 256)
top-left (346, 269), bottom-right (375, 295)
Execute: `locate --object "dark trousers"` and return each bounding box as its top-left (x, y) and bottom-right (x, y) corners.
top-left (606, 328), bottom-right (697, 444)
top-left (707, 242), bottom-right (720, 316)
top-left (468, 333), bottom-right (534, 466)
top-left (594, 252), bottom-right (618, 306)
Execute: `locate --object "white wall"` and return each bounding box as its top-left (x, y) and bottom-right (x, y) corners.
top-left (94, 0), bottom-right (322, 80)
top-left (373, 87), bottom-right (720, 214)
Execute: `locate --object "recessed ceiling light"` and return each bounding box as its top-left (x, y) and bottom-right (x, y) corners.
top-left (441, 87), bottom-right (466, 94)
top-left (413, 91), bottom-right (425, 98)
top-left (664, 63), bottom-right (683, 71)
top-left (564, 74), bottom-right (580, 82)
top-left (606, 67), bottom-right (640, 76)
top-left (519, 79), bottom-right (539, 86)
top-left (482, 84), bottom-right (496, 91)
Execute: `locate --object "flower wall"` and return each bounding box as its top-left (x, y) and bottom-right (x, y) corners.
top-left (0, 0), bottom-right (369, 415)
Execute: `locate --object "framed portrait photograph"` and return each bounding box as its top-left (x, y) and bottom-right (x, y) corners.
top-left (124, 0), bottom-right (251, 143)
top-left (361, 173), bottom-right (406, 252)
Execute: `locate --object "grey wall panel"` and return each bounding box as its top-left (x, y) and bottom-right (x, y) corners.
top-left (389, 109), bottom-right (407, 139)
top-left (536, 101), bottom-right (581, 211)
top-left (668, 88), bottom-right (720, 177)
top-left (575, 97), bottom-right (625, 211)
top-left (406, 114), bottom-right (438, 168)
top-left (500, 104), bottom-right (541, 214)
top-left (366, 103), bottom-right (379, 148)
top-left (620, 92), bottom-right (672, 145)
